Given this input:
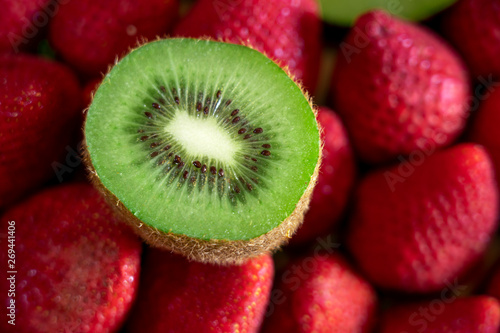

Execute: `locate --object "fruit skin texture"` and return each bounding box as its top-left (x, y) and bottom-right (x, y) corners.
top-left (442, 0), bottom-right (500, 78)
top-left (0, 183), bottom-right (142, 333)
top-left (379, 296), bottom-right (500, 333)
top-left (262, 253), bottom-right (377, 333)
top-left (174, 0), bottom-right (322, 93)
top-left (127, 250), bottom-right (273, 333)
top-left (469, 87), bottom-right (500, 189)
top-left (347, 144), bottom-right (498, 293)
top-left (331, 10), bottom-right (469, 164)
top-left (49, 0), bottom-right (179, 78)
top-left (0, 54), bottom-right (81, 208)
top-left (0, 0), bottom-right (49, 52)
top-left (291, 107), bottom-right (356, 244)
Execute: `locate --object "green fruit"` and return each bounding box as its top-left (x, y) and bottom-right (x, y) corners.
top-left (320, 0), bottom-right (457, 26)
top-left (84, 38), bottom-right (320, 265)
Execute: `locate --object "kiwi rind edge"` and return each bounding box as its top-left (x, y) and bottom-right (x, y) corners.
top-left (82, 38), bottom-right (322, 265)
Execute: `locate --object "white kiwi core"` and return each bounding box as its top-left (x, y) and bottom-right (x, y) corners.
top-left (165, 110), bottom-right (240, 164)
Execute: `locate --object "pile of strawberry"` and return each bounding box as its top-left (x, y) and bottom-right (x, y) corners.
top-left (1, 0), bottom-right (500, 332)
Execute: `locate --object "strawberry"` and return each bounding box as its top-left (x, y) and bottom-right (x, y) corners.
top-left (442, 0), bottom-right (500, 79)
top-left (0, 0), bottom-right (50, 52)
top-left (331, 10), bottom-right (470, 164)
top-left (290, 107), bottom-right (356, 245)
top-left (379, 296), bottom-right (500, 333)
top-left (469, 87), bottom-right (500, 188)
top-left (174, 0), bottom-right (322, 93)
top-left (0, 54), bottom-right (81, 208)
top-left (127, 249), bottom-right (273, 333)
top-left (347, 144), bottom-right (498, 293)
top-left (48, 0), bottom-right (179, 78)
top-left (262, 253), bottom-right (377, 333)
top-left (0, 183), bottom-right (142, 333)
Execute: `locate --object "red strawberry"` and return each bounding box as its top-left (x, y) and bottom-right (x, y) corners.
top-left (0, 0), bottom-right (50, 52)
top-left (49, 0), bottom-right (179, 78)
top-left (470, 87), bottom-right (500, 188)
top-left (0, 183), bottom-right (142, 333)
top-left (0, 54), bottom-right (81, 208)
top-left (291, 107), bottom-right (356, 245)
top-left (262, 253), bottom-right (377, 333)
top-left (442, 0), bottom-right (500, 79)
top-left (331, 10), bottom-right (470, 164)
top-left (127, 249), bottom-right (273, 333)
top-left (379, 296), bottom-right (500, 333)
top-left (174, 0), bottom-right (321, 93)
top-left (347, 144), bottom-right (498, 293)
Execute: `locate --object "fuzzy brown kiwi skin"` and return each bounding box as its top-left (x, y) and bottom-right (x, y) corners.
top-left (82, 38), bottom-right (322, 266)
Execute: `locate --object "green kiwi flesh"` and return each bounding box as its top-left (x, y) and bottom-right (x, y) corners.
top-left (320, 0), bottom-right (458, 26)
top-left (84, 38), bottom-right (320, 264)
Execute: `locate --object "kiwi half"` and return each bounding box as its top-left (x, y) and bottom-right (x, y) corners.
top-left (320, 0), bottom-right (458, 26)
top-left (84, 38), bottom-right (320, 265)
